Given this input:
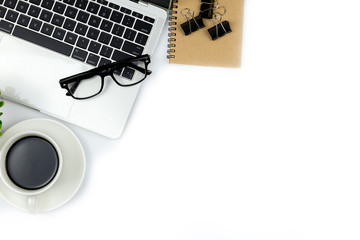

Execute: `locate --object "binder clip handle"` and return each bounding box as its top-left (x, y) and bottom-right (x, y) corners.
top-left (200, 0), bottom-right (226, 19)
top-left (180, 8), bottom-right (205, 36)
top-left (200, 0), bottom-right (217, 19)
top-left (208, 12), bottom-right (232, 41)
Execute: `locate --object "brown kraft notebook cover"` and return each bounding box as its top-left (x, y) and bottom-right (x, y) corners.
top-left (168, 0), bottom-right (244, 68)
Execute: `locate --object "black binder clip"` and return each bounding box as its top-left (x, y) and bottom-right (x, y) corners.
top-left (200, 0), bottom-right (224, 19)
top-left (207, 12), bottom-right (232, 41)
top-left (180, 8), bottom-right (205, 36)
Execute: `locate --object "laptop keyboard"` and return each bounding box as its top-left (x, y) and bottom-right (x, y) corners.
top-left (0, 0), bottom-right (155, 77)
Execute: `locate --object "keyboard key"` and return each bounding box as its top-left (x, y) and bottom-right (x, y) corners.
top-left (109, 2), bottom-right (119, 10)
top-left (5, 10), bottom-right (19, 23)
top-left (100, 19), bottom-right (112, 32)
top-left (111, 24), bottom-right (124, 37)
top-left (72, 48), bottom-right (88, 62)
top-left (4, 0), bottom-right (17, 9)
top-left (113, 68), bottom-right (123, 76)
top-left (53, 27), bottom-right (66, 40)
top-left (65, 31), bottom-right (78, 44)
top-left (63, 0), bottom-right (75, 5)
top-left (53, 2), bottom-right (66, 14)
top-left (122, 67), bottom-right (135, 79)
top-left (135, 33), bottom-right (148, 46)
top-left (0, 20), bottom-right (14, 33)
top-left (41, 0), bottom-right (54, 10)
top-left (99, 57), bottom-right (111, 66)
top-left (75, 0), bottom-right (88, 10)
top-left (0, 7), bottom-right (6, 18)
top-left (134, 19), bottom-right (152, 34)
top-left (122, 41), bottom-right (143, 56)
top-left (76, 10), bottom-right (89, 23)
top-left (110, 11), bottom-right (123, 23)
top-left (76, 36), bottom-right (89, 49)
top-left (88, 41), bottom-right (101, 53)
top-left (13, 25), bottom-right (73, 56)
top-left (17, 14), bottom-right (30, 27)
top-left (122, 15), bottom-right (135, 28)
top-left (123, 28), bottom-right (136, 41)
top-left (110, 36), bottom-right (123, 49)
top-left (99, 45), bottom-right (112, 58)
top-left (87, 53), bottom-right (100, 66)
top-left (98, 31), bottom-right (111, 44)
top-left (132, 11), bottom-right (143, 19)
top-left (87, 27), bottom-right (99, 40)
top-left (29, 0), bottom-right (40, 5)
top-left (63, 18), bottom-right (76, 31)
top-left (75, 22), bottom-right (88, 35)
top-left (40, 10), bottom-right (53, 22)
top-left (97, 0), bottom-right (108, 6)
top-left (65, 6), bottom-right (78, 19)
top-left (16, 1), bottom-right (29, 13)
top-left (28, 5), bottom-right (41, 18)
top-left (51, 14), bottom-right (65, 27)
top-left (144, 16), bottom-right (155, 23)
top-left (120, 7), bottom-right (131, 15)
top-left (87, 2), bottom-right (100, 14)
top-left (88, 15), bottom-right (101, 27)
top-left (40, 23), bottom-right (54, 35)
top-left (112, 49), bottom-right (132, 61)
top-left (29, 18), bottom-right (42, 31)
top-left (99, 6), bottom-right (111, 19)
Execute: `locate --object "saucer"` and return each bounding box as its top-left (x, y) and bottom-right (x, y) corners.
top-left (0, 118), bottom-right (86, 212)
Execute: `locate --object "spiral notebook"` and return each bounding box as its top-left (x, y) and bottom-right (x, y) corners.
top-left (168, 0), bottom-right (244, 68)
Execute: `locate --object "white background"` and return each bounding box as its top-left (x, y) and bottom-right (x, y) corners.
top-left (1, 0), bottom-right (360, 239)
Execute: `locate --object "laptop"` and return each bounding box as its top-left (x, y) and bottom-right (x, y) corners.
top-left (0, 0), bottom-right (170, 138)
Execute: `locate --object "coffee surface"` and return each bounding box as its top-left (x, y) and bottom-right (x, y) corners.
top-left (6, 136), bottom-right (59, 190)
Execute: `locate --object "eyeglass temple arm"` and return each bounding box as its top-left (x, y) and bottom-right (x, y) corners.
top-left (127, 62), bottom-right (152, 75)
top-left (59, 70), bottom-right (97, 85)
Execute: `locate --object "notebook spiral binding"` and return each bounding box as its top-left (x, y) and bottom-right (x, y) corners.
top-left (167, 0), bottom-right (178, 59)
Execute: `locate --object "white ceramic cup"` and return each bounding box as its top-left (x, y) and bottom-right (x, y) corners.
top-left (0, 131), bottom-right (63, 213)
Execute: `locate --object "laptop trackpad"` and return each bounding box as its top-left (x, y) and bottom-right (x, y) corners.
top-left (0, 35), bottom-right (90, 118)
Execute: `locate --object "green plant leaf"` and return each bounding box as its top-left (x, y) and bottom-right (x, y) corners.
top-left (0, 101), bottom-right (4, 108)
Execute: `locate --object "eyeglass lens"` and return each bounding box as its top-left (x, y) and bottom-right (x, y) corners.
top-left (112, 60), bottom-right (147, 86)
top-left (68, 75), bottom-right (103, 99)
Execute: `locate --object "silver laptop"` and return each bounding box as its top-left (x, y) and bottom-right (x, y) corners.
top-left (0, 0), bottom-right (169, 138)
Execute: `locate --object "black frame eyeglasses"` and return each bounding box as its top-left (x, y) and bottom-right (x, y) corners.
top-left (59, 54), bottom-right (152, 100)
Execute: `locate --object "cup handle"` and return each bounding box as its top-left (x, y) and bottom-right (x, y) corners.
top-left (27, 196), bottom-right (38, 214)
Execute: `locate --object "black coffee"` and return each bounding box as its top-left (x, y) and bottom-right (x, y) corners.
top-left (6, 136), bottom-right (59, 190)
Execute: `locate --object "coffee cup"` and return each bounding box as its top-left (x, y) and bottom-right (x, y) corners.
top-left (0, 131), bottom-right (63, 213)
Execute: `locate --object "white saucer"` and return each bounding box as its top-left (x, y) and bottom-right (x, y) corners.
top-left (0, 118), bottom-right (86, 212)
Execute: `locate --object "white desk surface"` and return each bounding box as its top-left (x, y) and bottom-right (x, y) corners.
top-left (1, 1), bottom-right (360, 239)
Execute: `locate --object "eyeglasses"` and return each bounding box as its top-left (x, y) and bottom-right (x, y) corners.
top-left (59, 54), bottom-right (152, 100)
